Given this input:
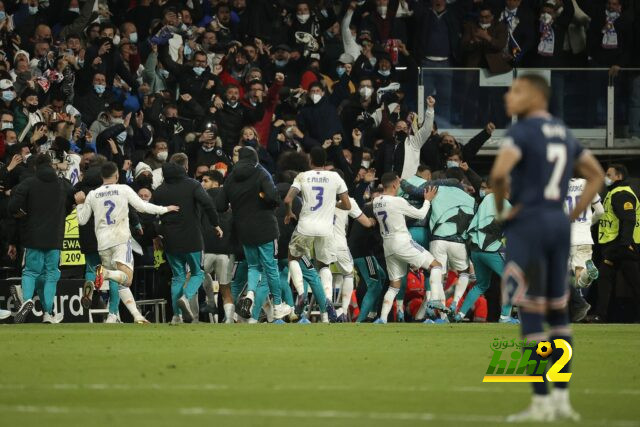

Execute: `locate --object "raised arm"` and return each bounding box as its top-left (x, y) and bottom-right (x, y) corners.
top-left (407, 97), bottom-right (435, 151)
top-left (75, 192), bottom-right (93, 226)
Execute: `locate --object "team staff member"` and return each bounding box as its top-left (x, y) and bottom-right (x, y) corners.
top-left (153, 154), bottom-right (222, 323)
top-left (595, 164), bottom-right (640, 322)
top-left (9, 154), bottom-right (75, 324)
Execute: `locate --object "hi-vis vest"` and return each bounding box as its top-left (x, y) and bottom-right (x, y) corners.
top-left (598, 186), bottom-right (640, 244)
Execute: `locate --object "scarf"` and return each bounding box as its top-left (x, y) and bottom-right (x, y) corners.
top-left (537, 15), bottom-right (555, 56)
top-left (602, 10), bottom-right (620, 49)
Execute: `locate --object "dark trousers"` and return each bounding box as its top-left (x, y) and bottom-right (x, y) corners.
top-left (596, 244), bottom-right (640, 320)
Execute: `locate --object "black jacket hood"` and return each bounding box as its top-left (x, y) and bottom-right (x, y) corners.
top-left (232, 157), bottom-right (259, 182)
top-left (162, 162), bottom-right (187, 183)
top-left (36, 165), bottom-right (58, 183)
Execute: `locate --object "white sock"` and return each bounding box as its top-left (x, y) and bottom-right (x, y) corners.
top-left (333, 274), bottom-right (343, 302)
top-left (118, 286), bottom-right (142, 319)
top-left (319, 267), bottom-right (333, 302)
top-left (577, 269), bottom-right (592, 287)
top-left (336, 308), bottom-right (344, 317)
top-left (453, 273), bottom-right (470, 305)
top-left (203, 274), bottom-right (216, 305)
top-left (428, 267), bottom-right (443, 301)
top-left (379, 287), bottom-right (400, 322)
top-left (223, 303), bottom-right (235, 323)
top-left (415, 299), bottom-right (429, 320)
top-left (396, 299), bottom-right (404, 314)
top-left (105, 269), bottom-right (129, 285)
top-left (246, 290), bottom-right (255, 301)
top-left (263, 300), bottom-right (274, 322)
top-left (321, 312), bottom-right (329, 323)
top-left (341, 275), bottom-right (354, 315)
top-left (288, 260), bottom-right (305, 295)
top-left (189, 295), bottom-right (199, 320)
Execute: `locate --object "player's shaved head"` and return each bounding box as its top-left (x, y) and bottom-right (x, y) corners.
top-left (504, 74), bottom-right (550, 117)
top-left (381, 172), bottom-right (399, 189)
top-left (101, 161), bottom-right (119, 179)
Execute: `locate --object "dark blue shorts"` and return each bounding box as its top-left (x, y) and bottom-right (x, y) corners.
top-left (502, 210), bottom-right (571, 312)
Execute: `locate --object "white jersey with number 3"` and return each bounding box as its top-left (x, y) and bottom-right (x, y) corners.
top-left (77, 184), bottom-right (168, 251)
top-left (372, 195), bottom-right (431, 244)
top-left (292, 170), bottom-right (348, 237)
top-left (564, 178), bottom-right (601, 246)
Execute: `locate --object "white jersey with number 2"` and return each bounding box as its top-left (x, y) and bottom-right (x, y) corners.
top-left (564, 178), bottom-right (601, 246)
top-left (291, 170), bottom-right (348, 237)
top-left (77, 184), bottom-right (168, 251)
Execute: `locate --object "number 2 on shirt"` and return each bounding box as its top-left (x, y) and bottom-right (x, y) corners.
top-left (310, 186), bottom-right (324, 211)
top-left (377, 210), bottom-right (389, 234)
top-left (104, 200), bottom-right (116, 225)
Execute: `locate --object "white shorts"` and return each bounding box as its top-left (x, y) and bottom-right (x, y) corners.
top-left (99, 241), bottom-right (134, 272)
top-left (334, 243), bottom-right (354, 275)
top-left (288, 230), bottom-right (336, 265)
top-left (384, 239), bottom-right (435, 282)
top-left (429, 240), bottom-right (469, 272)
top-left (203, 253), bottom-right (231, 284)
top-left (569, 245), bottom-right (592, 272)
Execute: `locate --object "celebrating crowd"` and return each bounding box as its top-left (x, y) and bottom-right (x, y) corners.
top-left (0, 0), bottom-right (638, 324)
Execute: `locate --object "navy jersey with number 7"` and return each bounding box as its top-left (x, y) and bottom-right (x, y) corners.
top-left (505, 116), bottom-right (584, 214)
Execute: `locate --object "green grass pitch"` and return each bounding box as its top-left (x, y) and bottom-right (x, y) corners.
top-left (1, 323), bottom-right (639, 427)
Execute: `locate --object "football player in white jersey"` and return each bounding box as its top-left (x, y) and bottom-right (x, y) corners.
top-left (564, 177), bottom-right (603, 295)
top-left (332, 172), bottom-right (376, 322)
top-left (284, 147), bottom-right (351, 322)
top-left (372, 172), bottom-right (442, 324)
top-left (75, 162), bottom-right (178, 323)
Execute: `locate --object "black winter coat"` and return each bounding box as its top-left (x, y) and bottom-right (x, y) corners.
top-left (216, 158), bottom-right (279, 246)
top-left (152, 163), bottom-right (219, 253)
top-left (202, 188), bottom-right (233, 254)
top-left (8, 165), bottom-right (74, 250)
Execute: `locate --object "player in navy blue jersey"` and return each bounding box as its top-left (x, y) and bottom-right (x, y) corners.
top-left (490, 74), bottom-right (604, 423)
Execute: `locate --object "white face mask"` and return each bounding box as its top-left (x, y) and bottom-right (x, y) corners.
top-left (202, 146), bottom-right (215, 152)
top-left (129, 32), bottom-right (138, 44)
top-left (479, 23), bottom-right (491, 29)
top-left (359, 86), bottom-right (373, 99)
top-left (446, 160), bottom-right (460, 169)
top-left (311, 93), bottom-right (322, 104)
top-left (361, 160), bottom-right (371, 169)
top-left (297, 13), bottom-right (310, 24)
top-left (377, 6), bottom-right (387, 18)
top-left (112, 35), bottom-right (121, 46)
top-left (157, 151), bottom-right (168, 161)
top-left (540, 12), bottom-right (553, 25)
top-left (604, 176), bottom-right (613, 187)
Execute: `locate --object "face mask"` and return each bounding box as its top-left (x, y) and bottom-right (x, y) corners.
top-left (361, 160), bottom-right (371, 169)
top-left (377, 6), bottom-right (387, 17)
top-left (245, 139), bottom-right (258, 148)
top-left (275, 59), bottom-right (288, 67)
top-left (193, 66), bottom-right (205, 76)
top-left (0, 11), bottom-right (6, 20)
top-left (157, 151), bottom-right (168, 161)
top-left (29, 6), bottom-right (38, 15)
top-left (202, 145), bottom-right (215, 152)
top-left (77, 59), bottom-right (84, 68)
top-left (336, 66), bottom-right (345, 77)
top-left (112, 35), bottom-right (121, 46)
top-left (604, 176), bottom-right (613, 187)
top-left (311, 93), bottom-right (322, 104)
top-left (227, 101), bottom-right (238, 108)
top-left (394, 130), bottom-right (407, 141)
top-left (94, 84), bottom-right (106, 94)
top-left (447, 160), bottom-right (460, 168)
top-left (378, 69), bottom-right (391, 77)
top-left (69, 7), bottom-right (80, 13)
top-left (2, 91), bottom-right (15, 102)
top-left (297, 13), bottom-right (310, 24)
top-left (1, 121), bottom-right (13, 130)
top-left (129, 32), bottom-right (138, 44)
top-left (359, 87), bottom-right (373, 98)
top-left (540, 12), bottom-right (553, 25)
top-left (159, 69), bottom-right (169, 78)
top-left (606, 10), bottom-right (620, 20)
top-left (368, 57), bottom-right (377, 66)
top-left (479, 189), bottom-right (487, 198)
top-left (27, 104), bottom-right (39, 113)
top-left (184, 44), bottom-right (193, 57)
top-left (111, 117), bottom-right (124, 125)
top-left (479, 23), bottom-right (491, 29)
top-left (116, 132), bottom-right (127, 143)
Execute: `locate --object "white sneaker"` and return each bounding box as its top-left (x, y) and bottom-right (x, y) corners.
top-left (248, 317), bottom-right (258, 324)
top-left (552, 389), bottom-right (580, 421)
top-left (321, 313), bottom-right (329, 323)
top-left (0, 309), bottom-right (10, 320)
top-left (273, 303), bottom-right (292, 319)
top-left (177, 295), bottom-right (194, 322)
top-left (170, 315), bottom-right (183, 325)
top-left (42, 312), bottom-right (64, 324)
top-left (506, 395), bottom-right (556, 423)
top-left (105, 313), bottom-right (119, 324)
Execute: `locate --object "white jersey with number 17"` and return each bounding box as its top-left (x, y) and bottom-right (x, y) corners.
top-left (291, 170), bottom-right (348, 237)
top-left (77, 184), bottom-right (169, 251)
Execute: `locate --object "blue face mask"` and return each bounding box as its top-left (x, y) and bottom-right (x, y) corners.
top-left (0, 11), bottom-right (6, 21)
top-left (275, 59), bottom-right (288, 67)
top-left (2, 90), bottom-right (15, 102)
top-left (159, 69), bottom-right (169, 78)
top-left (479, 189), bottom-right (487, 198)
top-left (446, 160), bottom-right (460, 169)
top-left (336, 66), bottom-right (345, 77)
top-left (129, 32), bottom-right (138, 44)
top-left (378, 69), bottom-right (391, 77)
top-left (193, 66), bottom-right (205, 76)
top-left (94, 84), bottom-right (106, 94)
top-left (77, 59), bottom-right (84, 68)
top-left (184, 44), bottom-right (193, 57)
top-left (28, 6), bottom-right (39, 15)
top-left (116, 132), bottom-right (127, 143)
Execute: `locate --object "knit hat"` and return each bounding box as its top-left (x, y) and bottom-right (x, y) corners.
top-left (134, 162), bottom-right (153, 178)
